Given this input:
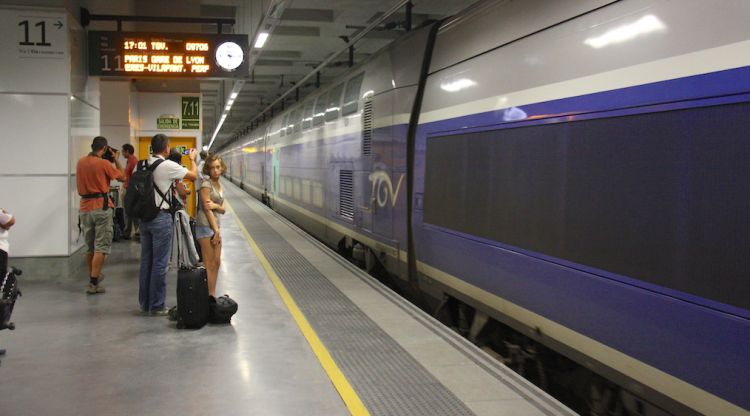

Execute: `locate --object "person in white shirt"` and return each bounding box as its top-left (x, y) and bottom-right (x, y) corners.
top-left (138, 134), bottom-right (197, 316)
top-left (0, 208), bottom-right (14, 277)
top-left (0, 207), bottom-right (14, 356)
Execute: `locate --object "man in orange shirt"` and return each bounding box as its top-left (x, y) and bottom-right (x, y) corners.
top-left (76, 136), bottom-right (125, 294)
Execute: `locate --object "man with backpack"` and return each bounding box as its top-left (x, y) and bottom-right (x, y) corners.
top-left (128, 134), bottom-right (197, 316)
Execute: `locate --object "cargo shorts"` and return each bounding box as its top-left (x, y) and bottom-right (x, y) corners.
top-left (80, 209), bottom-right (113, 254)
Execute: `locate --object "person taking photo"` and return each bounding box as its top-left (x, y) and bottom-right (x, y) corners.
top-left (76, 136), bottom-right (125, 294)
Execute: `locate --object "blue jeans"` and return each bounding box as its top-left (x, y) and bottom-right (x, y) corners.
top-left (139, 212), bottom-right (173, 311)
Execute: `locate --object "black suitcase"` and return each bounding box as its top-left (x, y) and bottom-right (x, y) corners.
top-left (209, 295), bottom-right (238, 324)
top-left (176, 266), bottom-right (209, 329)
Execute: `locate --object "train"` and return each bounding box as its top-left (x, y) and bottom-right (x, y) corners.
top-left (220, 0), bottom-right (750, 414)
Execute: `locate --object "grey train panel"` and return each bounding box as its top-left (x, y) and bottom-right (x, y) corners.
top-left (429, 0), bottom-right (615, 74)
top-left (423, 0), bottom-right (750, 114)
top-left (423, 101), bottom-right (750, 311)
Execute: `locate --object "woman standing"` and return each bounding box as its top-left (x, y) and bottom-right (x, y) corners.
top-left (194, 154), bottom-right (225, 299)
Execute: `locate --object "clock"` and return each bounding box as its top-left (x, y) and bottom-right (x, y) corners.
top-left (215, 41), bottom-right (244, 71)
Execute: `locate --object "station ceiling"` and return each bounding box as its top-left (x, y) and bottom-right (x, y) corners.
top-left (84, 0), bottom-right (476, 150)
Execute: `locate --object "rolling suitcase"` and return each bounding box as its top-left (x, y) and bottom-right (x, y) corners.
top-left (176, 266), bottom-right (209, 329)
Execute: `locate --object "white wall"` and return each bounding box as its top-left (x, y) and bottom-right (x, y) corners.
top-left (100, 80), bottom-right (132, 153)
top-left (0, 6), bottom-right (99, 257)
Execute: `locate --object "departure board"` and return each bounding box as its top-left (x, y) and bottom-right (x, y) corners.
top-left (88, 31), bottom-right (248, 78)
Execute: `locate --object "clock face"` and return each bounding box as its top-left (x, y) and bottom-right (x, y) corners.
top-left (215, 41), bottom-right (244, 71)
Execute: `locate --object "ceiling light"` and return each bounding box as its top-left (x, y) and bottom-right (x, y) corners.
top-left (255, 32), bottom-right (269, 48)
top-left (230, 92), bottom-right (238, 99)
top-left (584, 15), bottom-right (666, 49)
top-left (440, 78), bottom-right (477, 93)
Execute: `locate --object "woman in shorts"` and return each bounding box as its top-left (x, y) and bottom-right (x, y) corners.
top-left (194, 154), bottom-right (225, 299)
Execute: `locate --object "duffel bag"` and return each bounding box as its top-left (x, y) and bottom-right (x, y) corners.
top-left (209, 294), bottom-right (238, 324)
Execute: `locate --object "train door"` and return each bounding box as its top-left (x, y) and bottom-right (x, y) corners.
top-left (367, 91), bottom-right (395, 240)
top-left (138, 136), bottom-right (197, 217)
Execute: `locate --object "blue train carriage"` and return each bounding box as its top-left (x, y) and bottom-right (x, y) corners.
top-left (415, 0), bottom-right (750, 415)
top-left (221, 0), bottom-right (750, 414)
top-left (235, 26), bottom-right (434, 280)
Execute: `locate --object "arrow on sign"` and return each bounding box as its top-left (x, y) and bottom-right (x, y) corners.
top-left (54, 20), bottom-right (63, 29)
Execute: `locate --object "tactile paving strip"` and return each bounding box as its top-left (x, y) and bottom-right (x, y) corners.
top-left (225, 185), bottom-right (475, 416)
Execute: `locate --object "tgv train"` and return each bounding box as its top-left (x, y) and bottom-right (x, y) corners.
top-left (222, 0), bottom-right (750, 414)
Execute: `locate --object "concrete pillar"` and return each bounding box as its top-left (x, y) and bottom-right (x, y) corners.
top-left (0, 4), bottom-right (99, 279)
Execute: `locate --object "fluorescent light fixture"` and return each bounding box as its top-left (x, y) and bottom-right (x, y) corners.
top-left (440, 78), bottom-right (477, 93)
top-left (202, 145), bottom-right (208, 151)
top-left (584, 15), bottom-right (665, 49)
top-left (255, 32), bottom-right (269, 48)
top-left (230, 92), bottom-right (238, 99)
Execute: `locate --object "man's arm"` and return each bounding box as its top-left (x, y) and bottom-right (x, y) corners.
top-left (0, 211), bottom-right (14, 230)
top-left (182, 149), bottom-right (199, 181)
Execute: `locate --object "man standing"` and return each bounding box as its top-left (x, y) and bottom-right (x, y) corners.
top-left (121, 144), bottom-right (139, 240)
top-left (76, 136), bottom-right (125, 294)
top-left (138, 134), bottom-right (197, 315)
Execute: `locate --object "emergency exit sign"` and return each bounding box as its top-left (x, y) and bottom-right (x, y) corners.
top-left (181, 96), bottom-right (199, 130)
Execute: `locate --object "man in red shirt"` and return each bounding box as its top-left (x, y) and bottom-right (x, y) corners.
top-left (76, 136), bottom-right (125, 294)
top-left (121, 144), bottom-right (139, 240)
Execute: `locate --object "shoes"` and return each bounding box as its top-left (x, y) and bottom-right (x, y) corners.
top-left (167, 306), bottom-right (178, 321)
top-left (139, 308), bottom-right (148, 316)
top-left (0, 348), bottom-right (6, 355)
top-left (149, 308), bottom-right (170, 316)
top-left (86, 283), bottom-right (105, 294)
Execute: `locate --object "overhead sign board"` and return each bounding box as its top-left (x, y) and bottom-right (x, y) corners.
top-left (88, 31), bottom-right (248, 78)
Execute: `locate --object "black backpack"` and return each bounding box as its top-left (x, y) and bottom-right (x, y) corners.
top-left (124, 159), bottom-right (172, 222)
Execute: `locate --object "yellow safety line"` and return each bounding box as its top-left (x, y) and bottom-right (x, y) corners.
top-left (227, 201), bottom-right (370, 416)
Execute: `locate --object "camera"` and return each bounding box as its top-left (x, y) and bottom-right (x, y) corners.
top-left (102, 146), bottom-right (116, 163)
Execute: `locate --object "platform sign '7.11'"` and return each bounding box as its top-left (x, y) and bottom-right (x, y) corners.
top-left (182, 97), bottom-right (200, 130)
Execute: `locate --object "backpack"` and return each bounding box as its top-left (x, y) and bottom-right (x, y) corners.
top-left (1, 267), bottom-right (22, 331)
top-left (124, 159), bottom-right (172, 222)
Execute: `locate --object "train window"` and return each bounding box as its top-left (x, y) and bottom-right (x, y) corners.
top-left (325, 83), bottom-right (345, 121)
top-left (280, 113), bottom-right (289, 137)
top-left (342, 73), bottom-right (365, 115)
top-left (423, 101), bottom-right (750, 311)
top-left (301, 101), bottom-right (314, 130)
top-left (290, 109), bottom-right (301, 134)
top-left (313, 95), bottom-right (327, 126)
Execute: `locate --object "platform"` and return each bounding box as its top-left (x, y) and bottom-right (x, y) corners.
top-left (0, 179), bottom-right (574, 416)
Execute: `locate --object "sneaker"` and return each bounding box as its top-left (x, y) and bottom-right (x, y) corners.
top-left (149, 308), bottom-right (170, 317)
top-left (86, 283), bottom-right (105, 294)
top-left (167, 306), bottom-right (178, 321)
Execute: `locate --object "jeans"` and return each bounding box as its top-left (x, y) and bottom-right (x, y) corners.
top-left (138, 212), bottom-right (173, 311)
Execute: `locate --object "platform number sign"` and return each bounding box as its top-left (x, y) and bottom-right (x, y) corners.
top-left (182, 97), bottom-right (200, 130)
top-left (9, 12), bottom-right (66, 60)
top-left (18, 19), bottom-right (57, 46)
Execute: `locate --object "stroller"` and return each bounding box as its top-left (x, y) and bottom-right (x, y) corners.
top-left (1, 267), bottom-right (22, 331)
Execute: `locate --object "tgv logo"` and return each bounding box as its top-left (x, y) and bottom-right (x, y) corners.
top-left (369, 171), bottom-right (404, 208)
